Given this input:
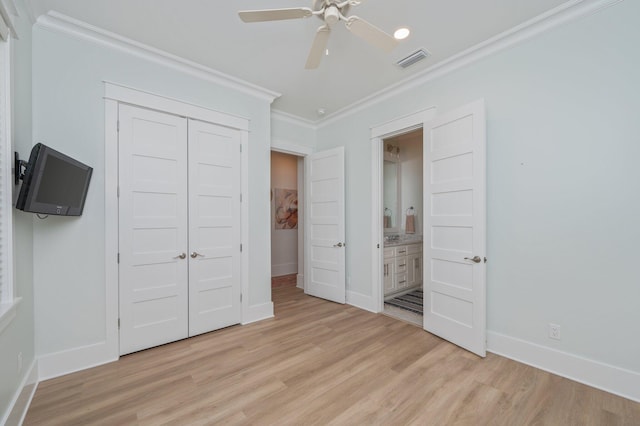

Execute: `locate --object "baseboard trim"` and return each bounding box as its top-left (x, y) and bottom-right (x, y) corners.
top-left (487, 331), bottom-right (640, 403)
top-left (38, 341), bottom-right (117, 381)
top-left (296, 274), bottom-right (304, 289)
top-left (271, 263), bottom-right (298, 277)
top-left (346, 290), bottom-right (378, 313)
top-left (242, 302), bottom-right (274, 325)
top-left (2, 360), bottom-right (38, 426)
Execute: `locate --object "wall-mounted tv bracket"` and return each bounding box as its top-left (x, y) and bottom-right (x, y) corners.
top-left (14, 151), bottom-right (28, 185)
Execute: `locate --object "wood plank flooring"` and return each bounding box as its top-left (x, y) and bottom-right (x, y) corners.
top-left (271, 274), bottom-right (297, 288)
top-left (25, 287), bottom-right (640, 425)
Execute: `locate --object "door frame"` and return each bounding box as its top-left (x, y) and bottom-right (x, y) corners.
top-left (104, 82), bottom-right (250, 359)
top-left (270, 139), bottom-right (313, 290)
top-left (370, 107), bottom-right (437, 312)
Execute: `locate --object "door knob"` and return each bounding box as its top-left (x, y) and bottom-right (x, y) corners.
top-left (464, 256), bottom-right (481, 263)
top-left (173, 253), bottom-right (186, 260)
top-left (333, 242), bottom-right (343, 248)
top-left (191, 252), bottom-right (204, 258)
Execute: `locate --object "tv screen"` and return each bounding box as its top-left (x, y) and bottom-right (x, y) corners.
top-left (16, 143), bottom-right (93, 216)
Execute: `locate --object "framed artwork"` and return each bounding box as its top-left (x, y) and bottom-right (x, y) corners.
top-left (274, 188), bottom-right (298, 229)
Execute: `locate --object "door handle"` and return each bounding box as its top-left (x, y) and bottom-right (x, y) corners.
top-left (191, 252), bottom-right (204, 258)
top-left (333, 242), bottom-right (344, 248)
top-left (173, 253), bottom-right (186, 260)
top-left (464, 256), bottom-right (482, 263)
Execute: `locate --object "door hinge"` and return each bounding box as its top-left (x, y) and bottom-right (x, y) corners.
top-left (240, 193), bottom-right (242, 202)
top-left (239, 144), bottom-right (242, 153)
top-left (117, 253), bottom-right (120, 263)
top-left (484, 257), bottom-right (487, 263)
top-left (117, 186), bottom-right (120, 197)
top-left (118, 318), bottom-right (120, 329)
top-left (117, 120), bottom-right (120, 132)
top-left (240, 244), bottom-right (243, 252)
top-left (240, 293), bottom-right (243, 302)
top-left (377, 243), bottom-right (380, 248)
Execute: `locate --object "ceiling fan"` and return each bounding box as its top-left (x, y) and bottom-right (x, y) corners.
top-left (238, 0), bottom-right (399, 69)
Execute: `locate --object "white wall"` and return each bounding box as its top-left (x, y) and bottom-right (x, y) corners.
top-left (0, 0), bottom-right (35, 421)
top-left (31, 24), bottom-right (274, 360)
top-left (393, 132), bottom-right (423, 235)
top-left (316, 0), bottom-right (640, 377)
top-left (270, 151), bottom-right (298, 277)
top-left (271, 113), bottom-right (316, 150)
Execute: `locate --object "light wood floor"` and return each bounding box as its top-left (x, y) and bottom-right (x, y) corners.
top-left (271, 273), bottom-right (298, 288)
top-left (25, 287), bottom-right (640, 425)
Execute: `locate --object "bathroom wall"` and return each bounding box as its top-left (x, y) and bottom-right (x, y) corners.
top-left (386, 130), bottom-right (423, 235)
top-left (270, 151), bottom-right (298, 277)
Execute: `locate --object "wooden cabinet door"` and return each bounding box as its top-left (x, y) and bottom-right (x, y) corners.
top-left (383, 258), bottom-right (395, 294)
top-left (407, 253), bottom-right (422, 287)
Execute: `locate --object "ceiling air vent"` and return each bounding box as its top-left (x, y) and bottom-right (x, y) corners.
top-left (396, 49), bottom-right (430, 69)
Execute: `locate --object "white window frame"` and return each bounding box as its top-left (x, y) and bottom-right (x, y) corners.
top-left (0, 32), bottom-right (20, 335)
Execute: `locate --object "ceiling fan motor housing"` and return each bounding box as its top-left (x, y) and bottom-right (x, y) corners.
top-left (324, 6), bottom-right (340, 25)
top-left (313, 0), bottom-right (350, 23)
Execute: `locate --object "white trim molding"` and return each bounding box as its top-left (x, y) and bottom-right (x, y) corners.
top-left (0, 297), bottom-right (21, 335)
top-left (296, 274), bottom-right (304, 289)
top-left (104, 81), bottom-right (251, 131)
top-left (36, 12), bottom-right (281, 103)
top-left (488, 331), bottom-right (640, 403)
top-left (272, 109), bottom-right (318, 131)
top-left (272, 262), bottom-right (298, 278)
top-left (242, 302), bottom-right (274, 325)
top-left (271, 138), bottom-right (313, 156)
top-left (38, 341), bottom-right (116, 381)
top-left (317, 0), bottom-right (622, 128)
top-left (346, 290), bottom-right (377, 313)
top-left (2, 359), bottom-right (38, 426)
top-left (370, 107), bottom-right (437, 313)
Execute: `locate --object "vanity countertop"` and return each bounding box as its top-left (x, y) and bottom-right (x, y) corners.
top-left (384, 235), bottom-right (423, 247)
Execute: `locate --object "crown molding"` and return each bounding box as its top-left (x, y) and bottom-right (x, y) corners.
top-left (21, 0), bottom-right (36, 25)
top-left (271, 109), bottom-right (318, 131)
top-left (35, 11), bottom-right (281, 103)
top-left (317, 0), bottom-right (623, 128)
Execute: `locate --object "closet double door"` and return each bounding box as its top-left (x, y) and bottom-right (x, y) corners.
top-left (118, 105), bottom-right (241, 355)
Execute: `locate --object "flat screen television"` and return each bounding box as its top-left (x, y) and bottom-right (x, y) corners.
top-left (16, 143), bottom-right (93, 216)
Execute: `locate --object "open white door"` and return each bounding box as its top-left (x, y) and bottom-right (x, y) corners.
top-left (423, 99), bottom-right (487, 357)
top-left (187, 119), bottom-right (242, 336)
top-left (305, 147), bottom-right (346, 303)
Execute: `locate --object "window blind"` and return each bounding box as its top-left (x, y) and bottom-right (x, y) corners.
top-left (0, 12), bottom-right (8, 41)
top-left (0, 34), bottom-right (8, 304)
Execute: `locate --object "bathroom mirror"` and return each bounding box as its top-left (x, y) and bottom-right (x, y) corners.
top-left (383, 159), bottom-right (400, 232)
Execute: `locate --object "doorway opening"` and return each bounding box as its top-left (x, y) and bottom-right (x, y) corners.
top-left (380, 128), bottom-right (424, 326)
top-left (270, 151), bottom-right (305, 290)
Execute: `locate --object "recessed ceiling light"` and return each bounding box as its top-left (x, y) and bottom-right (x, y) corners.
top-left (394, 27), bottom-right (410, 40)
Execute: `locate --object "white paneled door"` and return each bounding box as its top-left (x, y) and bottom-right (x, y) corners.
top-left (118, 105), bottom-right (189, 355)
top-left (305, 147), bottom-right (346, 303)
top-left (119, 105), bottom-right (242, 355)
top-left (423, 99), bottom-right (487, 357)
top-left (188, 119), bottom-right (241, 336)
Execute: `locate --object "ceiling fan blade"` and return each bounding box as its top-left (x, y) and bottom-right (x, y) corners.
top-left (238, 8), bottom-right (313, 23)
top-left (305, 26), bottom-right (331, 69)
top-left (345, 16), bottom-right (398, 53)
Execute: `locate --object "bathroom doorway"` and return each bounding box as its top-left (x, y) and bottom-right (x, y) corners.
top-left (270, 150), bottom-right (304, 289)
top-left (381, 128), bottom-right (424, 325)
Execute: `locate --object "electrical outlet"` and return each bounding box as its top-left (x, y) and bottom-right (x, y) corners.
top-left (549, 323), bottom-right (561, 340)
top-left (17, 352), bottom-right (23, 373)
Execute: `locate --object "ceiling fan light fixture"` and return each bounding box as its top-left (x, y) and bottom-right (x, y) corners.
top-left (393, 27), bottom-right (410, 40)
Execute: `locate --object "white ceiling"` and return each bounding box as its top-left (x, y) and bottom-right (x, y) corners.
top-left (28, 0), bottom-right (570, 121)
